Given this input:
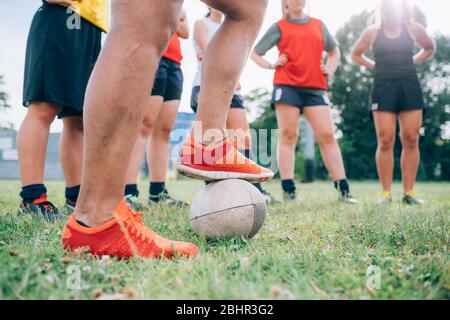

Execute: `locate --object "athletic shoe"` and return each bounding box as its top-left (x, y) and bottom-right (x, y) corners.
top-left (177, 136), bottom-right (274, 183)
top-left (18, 195), bottom-right (62, 221)
top-left (402, 191), bottom-right (424, 205)
top-left (62, 199), bottom-right (199, 259)
top-left (377, 191), bottom-right (392, 205)
top-left (149, 189), bottom-right (189, 207)
top-left (260, 189), bottom-right (279, 205)
top-left (339, 190), bottom-right (358, 204)
top-left (65, 198), bottom-right (76, 214)
top-left (125, 195), bottom-right (146, 211)
top-left (283, 190), bottom-right (300, 203)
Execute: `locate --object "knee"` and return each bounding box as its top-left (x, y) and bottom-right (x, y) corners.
top-left (223, 0), bottom-right (267, 26)
top-left (401, 131), bottom-right (420, 149)
top-left (153, 124), bottom-right (173, 141)
top-left (378, 133), bottom-right (395, 151)
top-left (140, 116), bottom-right (153, 137)
top-left (316, 131), bottom-right (336, 147)
top-left (111, 0), bottom-right (182, 55)
top-left (28, 105), bottom-right (59, 126)
top-left (64, 117), bottom-right (84, 134)
top-left (280, 128), bottom-right (298, 146)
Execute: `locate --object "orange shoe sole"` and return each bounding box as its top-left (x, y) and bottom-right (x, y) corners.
top-left (177, 164), bottom-right (274, 183)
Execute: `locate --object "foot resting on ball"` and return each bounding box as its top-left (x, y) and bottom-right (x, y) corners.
top-left (178, 135), bottom-right (274, 183)
top-left (62, 199), bottom-right (199, 259)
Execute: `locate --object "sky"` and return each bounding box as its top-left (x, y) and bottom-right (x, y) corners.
top-left (0, 0), bottom-right (449, 132)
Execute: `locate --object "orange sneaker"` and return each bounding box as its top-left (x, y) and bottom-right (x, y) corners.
top-left (177, 136), bottom-right (274, 182)
top-left (62, 199), bottom-right (199, 259)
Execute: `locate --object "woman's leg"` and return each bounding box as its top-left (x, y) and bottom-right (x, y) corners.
top-left (373, 111), bottom-right (397, 192)
top-left (124, 96), bottom-right (164, 187)
top-left (226, 108), bottom-right (251, 150)
top-left (398, 110), bottom-right (422, 193)
top-left (60, 116), bottom-right (84, 207)
top-left (275, 104), bottom-right (300, 193)
top-left (17, 103), bottom-right (61, 197)
top-left (60, 116), bottom-right (84, 188)
top-left (226, 107), bottom-right (274, 201)
top-left (148, 99), bottom-right (180, 183)
top-left (302, 106), bottom-right (346, 181)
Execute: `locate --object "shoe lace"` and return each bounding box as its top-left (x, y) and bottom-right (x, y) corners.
top-left (122, 207), bottom-right (150, 243)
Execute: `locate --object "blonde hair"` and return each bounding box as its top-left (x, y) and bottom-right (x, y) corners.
top-left (374, 0), bottom-right (415, 27)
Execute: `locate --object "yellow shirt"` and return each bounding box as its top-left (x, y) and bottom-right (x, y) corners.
top-left (69, 0), bottom-right (109, 33)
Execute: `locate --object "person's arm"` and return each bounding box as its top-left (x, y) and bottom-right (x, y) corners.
top-left (322, 47), bottom-right (341, 80)
top-left (250, 23), bottom-right (287, 70)
top-left (193, 20), bottom-right (209, 61)
top-left (351, 27), bottom-right (377, 70)
top-left (251, 51), bottom-right (287, 70)
top-left (176, 10), bottom-right (189, 39)
top-left (409, 22), bottom-right (436, 64)
top-left (321, 22), bottom-right (340, 79)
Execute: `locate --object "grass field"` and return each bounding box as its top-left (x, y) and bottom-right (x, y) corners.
top-left (0, 180), bottom-right (448, 300)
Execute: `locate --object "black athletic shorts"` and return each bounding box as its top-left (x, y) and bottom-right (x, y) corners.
top-left (271, 85), bottom-right (330, 110)
top-left (23, 2), bottom-right (102, 118)
top-left (151, 57), bottom-right (183, 101)
top-left (190, 86), bottom-right (245, 113)
top-left (370, 77), bottom-right (426, 113)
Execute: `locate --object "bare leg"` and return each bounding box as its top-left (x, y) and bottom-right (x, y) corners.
top-left (373, 111), bottom-right (397, 192)
top-left (60, 116), bottom-right (83, 187)
top-left (149, 100), bottom-right (180, 182)
top-left (226, 108), bottom-right (251, 150)
top-left (125, 96), bottom-right (163, 185)
top-left (195, 0), bottom-right (267, 140)
top-left (303, 106), bottom-right (346, 181)
top-left (74, 0), bottom-right (183, 226)
top-left (275, 104), bottom-right (300, 180)
top-left (17, 103), bottom-right (61, 186)
top-left (398, 110), bottom-right (422, 192)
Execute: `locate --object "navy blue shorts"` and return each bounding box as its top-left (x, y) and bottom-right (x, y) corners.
top-left (190, 86), bottom-right (245, 113)
top-left (151, 57), bottom-right (184, 101)
top-left (23, 2), bottom-right (102, 119)
top-left (271, 85), bottom-right (330, 110)
top-left (370, 77), bottom-right (425, 114)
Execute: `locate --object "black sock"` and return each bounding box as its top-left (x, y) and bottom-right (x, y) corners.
top-left (149, 182), bottom-right (165, 198)
top-left (20, 184), bottom-right (47, 202)
top-left (252, 183), bottom-right (264, 193)
top-left (65, 185), bottom-right (80, 203)
top-left (281, 179), bottom-right (296, 193)
top-left (335, 179), bottom-right (350, 194)
top-left (124, 184), bottom-right (139, 197)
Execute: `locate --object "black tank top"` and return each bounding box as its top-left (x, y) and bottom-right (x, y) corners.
top-left (373, 24), bottom-right (417, 80)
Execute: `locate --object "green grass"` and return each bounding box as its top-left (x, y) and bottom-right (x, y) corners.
top-left (0, 180), bottom-right (448, 300)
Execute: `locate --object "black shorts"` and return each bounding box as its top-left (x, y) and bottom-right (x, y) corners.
top-left (23, 2), bottom-right (102, 118)
top-left (370, 77), bottom-right (426, 114)
top-left (271, 85), bottom-right (330, 110)
top-left (190, 86), bottom-right (245, 113)
top-left (151, 57), bottom-right (183, 101)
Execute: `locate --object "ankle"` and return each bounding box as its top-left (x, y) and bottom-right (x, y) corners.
top-left (72, 200), bottom-right (118, 227)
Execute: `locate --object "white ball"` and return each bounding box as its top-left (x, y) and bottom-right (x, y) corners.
top-left (189, 179), bottom-right (267, 239)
